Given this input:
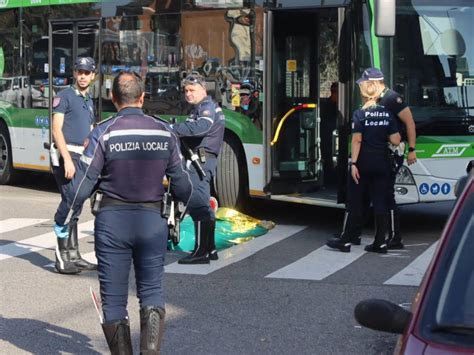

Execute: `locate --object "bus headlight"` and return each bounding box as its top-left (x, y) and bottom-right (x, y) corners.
top-left (395, 166), bottom-right (415, 185)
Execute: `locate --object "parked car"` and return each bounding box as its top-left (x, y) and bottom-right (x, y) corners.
top-left (355, 165), bottom-right (474, 354)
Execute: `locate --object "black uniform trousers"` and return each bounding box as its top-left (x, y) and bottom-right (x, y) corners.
top-left (52, 152), bottom-right (83, 225)
top-left (347, 149), bottom-right (391, 215)
top-left (186, 156), bottom-right (217, 222)
top-left (94, 206), bottom-right (168, 322)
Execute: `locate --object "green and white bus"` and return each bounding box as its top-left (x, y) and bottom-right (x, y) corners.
top-left (0, 0), bottom-right (473, 209)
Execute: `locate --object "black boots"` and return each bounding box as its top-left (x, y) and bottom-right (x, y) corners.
top-left (178, 220), bottom-right (218, 264)
top-left (140, 306), bottom-right (165, 354)
top-left (55, 237), bottom-right (81, 274)
top-left (364, 214), bottom-right (388, 254)
top-left (326, 212), bottom-right (362, 252)
top-left (207, 219), bottom-right (218, 261)
top-left (102, 319), bottom-right (133, 355)
top-left (387, 209), bottom-right (404, 249)
top-left (68, 221), bottom-right (98, 271)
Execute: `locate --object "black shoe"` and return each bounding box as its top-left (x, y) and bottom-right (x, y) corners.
top-left (387, 239), bottom-right (404, 250)
top-left (326, 238), bottom-right (351, 252)
top-left (364, 243), bottom-right (388, 254)
top-left (67, 221), bottom-right (97, 271)
top-left (72, 258), bottom-right (98, 271)
top-left (102, 319), bottom-right (133, 355)
top-left (55, 238), bottom-right (81, 275)
top-left (350, 236), bottom-right (361, 246)
top-left (178, 253), bottom-right (210, 264)
top-left (209, 249), bottom-right (219, 261)
top-left (140, 306), bottom-right (165, 354)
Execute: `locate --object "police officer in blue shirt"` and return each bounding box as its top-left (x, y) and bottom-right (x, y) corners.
top-left (376, 70), bottom-right (417, 249)
top-left (51, 57), bottom-right (97, 274)
top-left (327, 77), bottom-right (401, 253)
top-left (65, 71), bottom-right (192, 354)
top-left (330, 68), bottom-right (417, 250)
top-left (171, 73), bottom-right (225, 264)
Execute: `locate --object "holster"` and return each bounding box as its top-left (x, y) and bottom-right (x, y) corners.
top-left (90, 190), bottom-right (103, 216)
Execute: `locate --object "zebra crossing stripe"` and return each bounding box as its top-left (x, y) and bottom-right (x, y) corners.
top-left (0, 218), bottom-right (49, 234)
top-left (265, 236), bottom-right (373, 281)
top-left (165, 224), bottom-right (306, 275)
top-left (383, 241), bottom-right (438, 286)
top-left (0, 220), bottom-right (95, 261)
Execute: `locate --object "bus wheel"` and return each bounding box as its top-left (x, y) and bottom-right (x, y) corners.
top-left (0, 122), bottom-right (17, 185)
top-left (215, 135), bottom-right (248, 209)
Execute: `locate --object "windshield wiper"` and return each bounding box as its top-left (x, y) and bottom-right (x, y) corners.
top-left (431, 323), bottom-right (474, 335)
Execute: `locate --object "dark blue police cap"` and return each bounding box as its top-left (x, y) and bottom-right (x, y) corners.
top-left (356, 67), bottom-right (384, 84)
top-left (74, 57), bottom-right (96, 72)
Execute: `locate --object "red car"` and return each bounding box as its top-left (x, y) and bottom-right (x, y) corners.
top-left (355, 170), bottom-right (474, 354)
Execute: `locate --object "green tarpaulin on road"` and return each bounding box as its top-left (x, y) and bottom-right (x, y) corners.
top-left (168, 207), bottom-right (275, 252)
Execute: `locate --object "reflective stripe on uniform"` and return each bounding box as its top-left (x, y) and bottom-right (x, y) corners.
top-left (67, 144), bottom-right (85, 155)
top-left (103, 129), bottom-right (171, 141)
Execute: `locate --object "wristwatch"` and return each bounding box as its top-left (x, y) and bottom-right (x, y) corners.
top-left (408, 147), bottom-right (416, 152)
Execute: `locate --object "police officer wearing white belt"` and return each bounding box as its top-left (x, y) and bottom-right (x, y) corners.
top-left (327, 76), bottom-right (401, 253)
top-left (51, 57), bottom-right (97, 274)
top-left (65, 71), bottom-right (192, 354)
top-left (170, 73), bottom-right (225, 264)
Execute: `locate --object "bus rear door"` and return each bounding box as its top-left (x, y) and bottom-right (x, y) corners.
top-left (265, 8), bottom-right (342, 205)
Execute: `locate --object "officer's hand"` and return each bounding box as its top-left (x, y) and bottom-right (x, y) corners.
top-left (351, 165), bottom-right (360, 184)
top-left (64, 159), bottom-right (76, 180)
top-left (407, 151), bottom-right (417, 165)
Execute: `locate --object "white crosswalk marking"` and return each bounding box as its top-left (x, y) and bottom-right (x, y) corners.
top-left (0, 218), bottom-right (49, 234)
top-left (265, 236), bottom-right (373, 280)
top-left (165, 224), bottom-right (306, 275)
top-left (383, 241), bottom-right (438, 286)
top-left (0, 217), bottom-right (437, 288)
top-left (0, 220), bottom-right (95, 261)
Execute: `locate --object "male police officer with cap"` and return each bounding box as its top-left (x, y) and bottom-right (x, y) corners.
top-left (170, 73), bottom-right (225, 264)
top-left (51, 56), bottom-right (97, 274)
top-left (334, 68), bottom-right (416, 250)
top-left (65, 71), bottom-right (192, 354)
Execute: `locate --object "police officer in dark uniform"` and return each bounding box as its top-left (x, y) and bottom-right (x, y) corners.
top-left (330, 68), bottom-right (416, 250)
top-left (65, 71), bottom-right (192, 354)
top-left (376, 70), bottom-right (417, 249)
top-left (326, 76), bottom-right (401, 253)
top-left (171, 73), bottom-right (225, 265)
top-left (51, 57), bottom-right (98, 274)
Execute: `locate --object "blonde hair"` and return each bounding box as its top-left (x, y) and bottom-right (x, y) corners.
top-left (359, 80), bottom-right (384, 109)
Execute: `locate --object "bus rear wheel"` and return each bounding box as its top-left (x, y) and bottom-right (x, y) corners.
top-left (215, 135), bottom-right (248, 209)
top-left (0, 122), bottom-right (17, 185)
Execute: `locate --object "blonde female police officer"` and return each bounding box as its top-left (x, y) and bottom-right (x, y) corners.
top-left (65, 71), bottom-right (192, 354)
top-left (326, 73), bottom-right (401, 253)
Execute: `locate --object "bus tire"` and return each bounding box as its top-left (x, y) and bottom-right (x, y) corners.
top-left (0, 122), bottom-right (17, 185)
top-left (215, 134), bottom-right (248, 209)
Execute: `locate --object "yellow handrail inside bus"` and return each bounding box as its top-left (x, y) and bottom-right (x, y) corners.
top-left (270, 103), bottom-right (316, 146)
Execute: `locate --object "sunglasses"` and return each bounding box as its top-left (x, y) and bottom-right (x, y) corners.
top-left (182, 75), bottom-right (205, 87)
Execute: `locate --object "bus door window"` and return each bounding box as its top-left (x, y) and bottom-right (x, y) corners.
top-left (271, 11), bottom-right (319, 185)
top-left (318, 8), bottom-right (339, 186)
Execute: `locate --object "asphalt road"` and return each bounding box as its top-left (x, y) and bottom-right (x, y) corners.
top-left (0, 173), bottom-right (454, 354)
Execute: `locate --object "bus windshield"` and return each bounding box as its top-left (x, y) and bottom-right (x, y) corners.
top-left (395, 0), bottom-right (474, 127)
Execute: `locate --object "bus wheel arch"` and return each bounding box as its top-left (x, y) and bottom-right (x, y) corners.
top-left (214, 130), bottom-right (249, 209)
top-left (0, 120), bottom-right (17, 185)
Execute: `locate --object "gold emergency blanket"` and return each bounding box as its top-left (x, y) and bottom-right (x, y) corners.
top-left (169, 208), bottom-right (275, 251)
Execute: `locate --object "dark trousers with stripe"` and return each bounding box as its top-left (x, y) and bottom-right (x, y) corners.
top-left (94, 206), bottom-right (168, 322)
top-left (52, 152), bottom-right (83, 225)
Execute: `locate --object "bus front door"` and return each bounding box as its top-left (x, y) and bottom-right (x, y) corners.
top-left (267, 10), bottom-right (322, 195)
top-left (48, 20), bottom-right (99, 128)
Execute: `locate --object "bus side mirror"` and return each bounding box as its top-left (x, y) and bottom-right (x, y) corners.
top-left (374, 0), bottom-right (395, 37)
